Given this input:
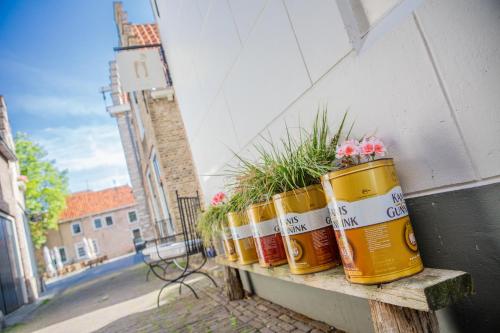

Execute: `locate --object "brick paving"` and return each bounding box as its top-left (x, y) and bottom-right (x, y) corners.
top-left (95, 277), bottom-right (343, 333)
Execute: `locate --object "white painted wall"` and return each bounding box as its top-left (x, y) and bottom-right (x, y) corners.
top-left (152, 0), bottom-right (500, 202)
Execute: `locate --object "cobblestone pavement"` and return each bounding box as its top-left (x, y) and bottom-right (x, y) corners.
top-left (95, 277), bottom-right (343, 333)
top-left (5, 261), bottom-right (342, 333)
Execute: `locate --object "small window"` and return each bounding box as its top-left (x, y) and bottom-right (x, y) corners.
top-left (75, 243), bottom-right (87, 259)
top-left (92, 239), bottom-right (100, 255)
top-left (93, 218), bottom-right (103, 230)
top-left (128, 211), bottom-right (138, 223)
top-left (59, 247), bottom-right (67, 263)
top-left (72, 222), bottom-right (82, 235)
top-left (105, 216), bottom-right (114, 226)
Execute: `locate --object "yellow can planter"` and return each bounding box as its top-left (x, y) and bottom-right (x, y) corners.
top-left (227, 211), bottom-right (258, 265)
top-left (220, 227), bottom-right (238, 262)
top-left (247, 201), bottom-right (287, 268)
top-left (321, 158), bottom-right (424, 285)
top-left (273, 184), bottom-right (341, 275)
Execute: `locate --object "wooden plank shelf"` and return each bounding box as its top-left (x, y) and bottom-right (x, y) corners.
top-left (215, 256), bottom-right (473, 312)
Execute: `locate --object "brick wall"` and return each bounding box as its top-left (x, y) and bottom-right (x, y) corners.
top-left (111, 3), bottom-right (203, 236)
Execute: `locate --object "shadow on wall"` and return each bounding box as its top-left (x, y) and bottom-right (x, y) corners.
top-left (407, 182), bottom-right (500, 332)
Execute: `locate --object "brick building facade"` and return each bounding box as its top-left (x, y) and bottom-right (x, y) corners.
top-left (102, 2), bottom-right (201, 238)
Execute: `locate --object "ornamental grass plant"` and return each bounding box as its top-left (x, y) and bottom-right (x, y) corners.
top-left (228, 110), bottom-right (350, 201)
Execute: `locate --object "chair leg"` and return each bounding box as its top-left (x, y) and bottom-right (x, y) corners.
top-left (157, 281), bottom-right (173, 308)
top-left (192, 271), bottom-right (218, 288)
top-left (146, 267), bottom-right (152, 282)
top-left (179, 280), bottom-right (199, 299)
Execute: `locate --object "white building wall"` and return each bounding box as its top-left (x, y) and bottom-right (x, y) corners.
top-left (153, 0), bottom-right (500, 202)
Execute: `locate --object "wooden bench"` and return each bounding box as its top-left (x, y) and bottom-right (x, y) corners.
top-left (85, 255), bottom-right (108, 268)
top-left (216, 257), bottom-right (473, 333)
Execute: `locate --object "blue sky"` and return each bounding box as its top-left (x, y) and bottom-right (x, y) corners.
top-left (0, 0), bottom-right (153, 192)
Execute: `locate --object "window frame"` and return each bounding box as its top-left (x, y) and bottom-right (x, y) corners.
top-left (151, 152), bottom-right (174, 235)
top-left (131, 227), bottom-right (143, 241)
top-left (91, 239), bottom-right (100, 255)
top-left (58, 247), bottom-right (68, 263)
top-left (105, 215), bottom-right (114, 227)
top-left (128, 210), bottom-right (138, 224)
top-left (93, 217), bottom-right (103, 230)
top-left (74, 242), bottom-right (87, 259)
top-left (71, 222), bottom-right (82, 236)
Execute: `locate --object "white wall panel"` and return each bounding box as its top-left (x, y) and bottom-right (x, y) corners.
top-left (415, 0), bottom-right (500, 179)
top-left (195, 0), bottom-right (212, 21)
top-left (155, 0), bottom-right (498, 201)
top-left (228, 0), bottom-right (267, 44)
top-left (223, 0), bottom-right (311, 147)
top-left (284, 0), bottom-right (352, 82)
top-left (191, 92), bottom-right (240, 188)
top-left (248, 17), bottom-right (476, 194)
top-left (194, 0), bottom-right (242, 112)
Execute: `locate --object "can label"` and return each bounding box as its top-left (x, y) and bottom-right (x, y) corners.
top-left (329, 186), bottom-right (408, 230)
top-left (222, 227), bottom-right (233, 240)
top-left (278, 208), bottom-right (332, 236)
top-left (230, 224), bottom-right (253, 240)
top-left (255, 234), bottom-right (287, 265)
top-left (251, 218), bottom-right (281, 238)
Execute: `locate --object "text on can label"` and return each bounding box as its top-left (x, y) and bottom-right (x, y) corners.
top-left (251, 218), bottom-right (280, 238)
top-left (328, 186), bottom-right (408, 230)
top-left (278, 207), bottom-right (332, 236)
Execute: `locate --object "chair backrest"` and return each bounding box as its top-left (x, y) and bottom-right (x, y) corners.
top-left (175, 191), bottom-right (204, 256)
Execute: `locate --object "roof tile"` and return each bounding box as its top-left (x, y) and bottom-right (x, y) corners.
top-left (59, 185), bottom-right (135, 222)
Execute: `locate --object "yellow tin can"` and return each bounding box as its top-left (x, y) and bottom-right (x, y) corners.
top-left (321, 158), bottom-right (424, 284)
top-left (227, 211), bottom-right (258, 265)
top-left (273, 184), bottom-right (340, 275)
top-left (220, 226), bottom-right (238, 262)
top-left (247, 201), bottom-right (287, 268)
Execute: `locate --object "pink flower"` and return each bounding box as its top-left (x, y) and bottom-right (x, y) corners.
top-left (211, 192), bottom-right (226, 206)
top-left (360, 138), bottom-right (375, 156)
top-left (18, 175), bottom-right (28, 183)
top-left (339, 139), bottom-right (359, 157)
top-left (360, 137), bottom-right (386, 157)
top-left (335, 145), bottom-right (345, 159)
top-left (371, 138), bottom-right (386, 157)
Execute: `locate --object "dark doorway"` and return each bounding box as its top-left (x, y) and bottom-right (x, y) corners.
top-left (0, 216), bottom-right (23, 314)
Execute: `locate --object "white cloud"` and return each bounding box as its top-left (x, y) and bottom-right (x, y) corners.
top-left (11, 94), bottom-right (103, 116)
top-left (32, 124), bottom-right (130, 192)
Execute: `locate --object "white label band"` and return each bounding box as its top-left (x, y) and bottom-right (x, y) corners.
top-left (230, 224), bottom-right (253, 240)
top-left (251, 218), bottom-right (280, 238)
top-left (222, 228), bottom-right (233, 240)
top-left (328, 186), bottom-right (408, 231)
top-left (278, 207), bottom-right (332, 236)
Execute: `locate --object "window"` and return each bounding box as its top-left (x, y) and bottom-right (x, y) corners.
top-left (337, 0), bottom-right (422, 53)
top-left (92, 239), bottom-right (100, 255)
top-left (146, 169), bottom-right (163, 236)
top-left (93, 218), bottom-right (103, 230)
top-left (132, 228), bottom-right (142, 242)
top-left (59, 247), bottom-right (67, 263)
top-left (75, 243), bottom-right (87, 259)
top-left (128, 211), bottom-right (138, 223)
top-left (131, 92), bottom-right (145, 139)
top-left (71, 222), bottom-right (82, 235)
top-left (105, 216), bottom-right (114, 226)
top-left (151, 154), bottom-right (174, 234)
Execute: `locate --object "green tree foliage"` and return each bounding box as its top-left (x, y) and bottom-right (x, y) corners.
top-left (15, 133), bottom-right (69, 248)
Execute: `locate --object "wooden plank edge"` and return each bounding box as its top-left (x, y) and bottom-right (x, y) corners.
top-left (215, 256), bottom-right (473, 311)
top-left (424, 271), bottom-right (474, 310)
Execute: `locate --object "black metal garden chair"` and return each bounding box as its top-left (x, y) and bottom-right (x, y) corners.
top-left (142, 191), bottom-right (217, 307)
